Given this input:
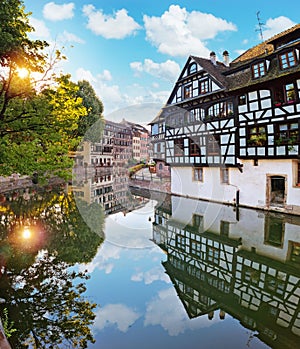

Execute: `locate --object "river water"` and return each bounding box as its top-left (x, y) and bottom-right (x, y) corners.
top-left (0, 183), bottom-right (299, 348)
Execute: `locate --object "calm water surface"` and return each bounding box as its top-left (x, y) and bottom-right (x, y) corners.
top-left (82, 191), bottom-right (299, 349)
top-left (0, 184), bottom-right (299, 348)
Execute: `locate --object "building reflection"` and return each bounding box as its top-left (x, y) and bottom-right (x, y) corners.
top-left (72, 156), bottom-right (149, 215)
top-left (152, 195), bottom-right (300, 349)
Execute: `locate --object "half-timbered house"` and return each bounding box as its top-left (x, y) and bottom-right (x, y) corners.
top-left (152, 195), bottom-right (300, 347)
top-left (151, 24), bottom-right (300, 215)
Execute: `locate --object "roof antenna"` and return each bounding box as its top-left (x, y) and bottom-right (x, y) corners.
top-left (256, 11), bottom-right (265, 43)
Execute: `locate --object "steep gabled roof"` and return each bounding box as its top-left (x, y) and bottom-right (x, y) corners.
top-left (231, 23), bottom-right (300, 65)
top-left (166, 55), bottom-right (230, 105)
top-left (191, 55), bottom-right (229, 87)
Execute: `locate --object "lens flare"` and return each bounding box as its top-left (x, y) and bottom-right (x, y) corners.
top-left (22, 227), bottom-right (31, 239)
top-left (16, 67), bottom-right (29, 78)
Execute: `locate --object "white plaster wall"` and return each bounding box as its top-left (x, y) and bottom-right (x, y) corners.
top-left (232, 159), bottom-right (299, 208)
top-left (171, 159), bottom-right (300, 213)
top-left (171, 166), bottom-right (236, 204)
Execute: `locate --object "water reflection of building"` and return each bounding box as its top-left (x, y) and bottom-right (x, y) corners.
top-left (152, 195), bottom-right (300, 348)
top-left (72, 117), bottom-right (153, 214)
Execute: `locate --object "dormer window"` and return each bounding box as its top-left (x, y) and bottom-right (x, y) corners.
top-left (279, 50), bottom-right (297, 69)
top-left (252, 61), bottom-right (266, 78)
top-left (188, 62), bottom-right (197, 75)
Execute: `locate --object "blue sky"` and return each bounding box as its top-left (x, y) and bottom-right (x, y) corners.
top-left (23, 0), bottom-right (300, 124)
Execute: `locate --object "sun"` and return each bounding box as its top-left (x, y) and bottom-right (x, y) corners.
top-left (16, 67), bottom-right (29, 78)
top-left (22, 227), bottom-right (32, 239)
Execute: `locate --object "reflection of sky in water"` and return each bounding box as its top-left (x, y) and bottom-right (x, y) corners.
top-left (104, 200), bottom-right (156, 249)
top-left (80, 200), bottom-right (269, 349)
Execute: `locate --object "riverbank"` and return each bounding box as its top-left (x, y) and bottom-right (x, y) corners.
top-left (129, 167), bottom-right (170, 194)
top-left (0, 174), bottom-right (65, 195)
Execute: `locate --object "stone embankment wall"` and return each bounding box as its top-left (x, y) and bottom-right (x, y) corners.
top-left (129, 177), bottom-right (170, 194)
top-left (0, 175), bottom-right (65, 194)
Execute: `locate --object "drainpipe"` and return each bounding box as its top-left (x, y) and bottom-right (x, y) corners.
top-left (236, 189), bottom-right (240, 207)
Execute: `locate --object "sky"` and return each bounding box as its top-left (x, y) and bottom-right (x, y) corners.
top-left (23, 0), bottom-right (300, 125)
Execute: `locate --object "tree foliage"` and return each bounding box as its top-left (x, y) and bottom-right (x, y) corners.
top-left (0, 185), bottom-right (105, 347)
top-left (0, 0), bottom-right (48, 71)
top-left (0, 1), bottom-right (104, 180)
top-left (75, 80), bottom-right (104, 142)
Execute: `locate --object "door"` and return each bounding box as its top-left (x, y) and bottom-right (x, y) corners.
top-left (269, 176), bottom-right (286, 207)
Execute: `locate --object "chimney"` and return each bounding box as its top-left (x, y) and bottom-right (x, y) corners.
top-left (210, 51), bottom-right (217, 65)
top-left (223, 50), bottom-right (230, 67)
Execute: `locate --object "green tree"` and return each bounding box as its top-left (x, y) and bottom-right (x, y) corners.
top-left (0, 0), bottom-right (48, 72)
top-left (75, 80), bottom-right (104, 142)
top-left (0, 1), bottom-right (91, 180)
top-left (0, 74), bottom-right (87, 179)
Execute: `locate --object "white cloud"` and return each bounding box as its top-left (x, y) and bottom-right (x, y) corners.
top-left (43, 2), bottom-right (75, 21)
top-left (143, 5), bottom-right (237, 57)
top-left (58, 30), bottom-right (85, 44)
top-left (75, 67), bottom-right (97, 83)
top-left (94, 304), bottom-right (141, 332)
top-left (130, 59), bottom-right (180, 83)
top-left (261, 16), bottom-right (296, 40)
top-left (144, 288), bottom-right (219, 336)
top-left (98, 69), bottom-right (112, 81)
top-left (79, 242), bottom-right (121, 274)
top-left (74, 67), bottom-right (167, 120)
top-left (131, 266), bottom-right (171, 284)
top-left (29, 18), bottom-right (51, 38)
top-left (82, 5), bottom-right (141, 39)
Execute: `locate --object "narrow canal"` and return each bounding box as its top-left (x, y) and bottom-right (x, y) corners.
top-left (0, 182), bottom-right (299, 348)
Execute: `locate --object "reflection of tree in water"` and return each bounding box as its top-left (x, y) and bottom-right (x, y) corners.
top-left (0, 186), bottom-right (104, 348)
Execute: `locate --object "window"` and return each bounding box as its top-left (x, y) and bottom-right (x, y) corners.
top-left (184, 84), bottom-right (192, 98)
top-left (275, 122), bottom-right (298, 146)
top-left (238, 94), bottom-right (247, 105)
top-left (193, 167), bottom-right (203, 182)
top-left (252, 61), bottom-right (266, 78)
top-left (190, 239), bottom-right (202, 257)
top-left (185, 108), bottom-right (203, 123)
top-left (207, 101), bottom-right (233, 119)
top-left (189, 138), bottom-right (201, 156)
top-left (220, 221), bottom-right (230, 236)
top-left (220, 168), bottom-right (229, 184)
top-left (279, 50), bottom-right (297, 69)
top-left (206, 246), bottom-right (220, 265)
top-left (242, 266), bottom-right (260, 285)
top-left (199, 79), bottom-right (209, 94)
top-left (188, 62), bottom-right (197, 74)
top-left (265, 275), bottom-right (285, 297)
top-left (284, 83), bottom-right (296, 102)
top-left (176, 235), bottom-right (186, 250)
top-left (193, 214), bottom-right (204, 229)
top-left (158, 123), bottom-right (165, 133)
top-left (174, 138), bottom-right (185, 156)
top-left (207, 134), bottom-right (220, 155)
top-left (248, 126), bottom-right (267, 146)
top-left (290, 241), bottom-right (300, 264)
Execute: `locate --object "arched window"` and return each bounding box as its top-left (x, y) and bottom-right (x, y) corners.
top-left (188, 63), bottom-right (197, 75)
